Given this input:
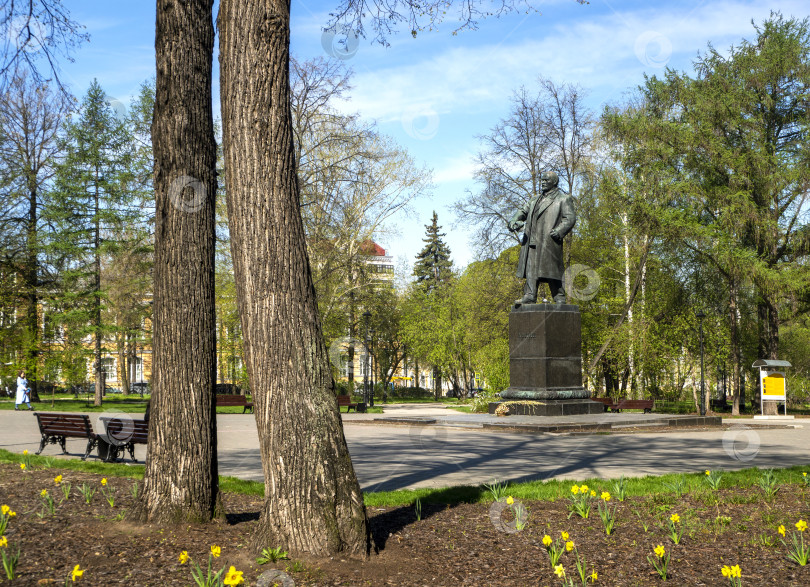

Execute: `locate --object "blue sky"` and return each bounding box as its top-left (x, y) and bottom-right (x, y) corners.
top-left (59, 0), bottom-right (806, 272)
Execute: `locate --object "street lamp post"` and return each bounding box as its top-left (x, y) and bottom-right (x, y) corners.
top-left (697, 311), bottom-right (706, 416)
top-left (362, 310), bottom-right (371, 408)
top-left (369, 328), bottom-right (375, 407)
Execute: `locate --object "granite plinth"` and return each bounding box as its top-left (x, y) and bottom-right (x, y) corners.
top-left (503, 303), bottom-right (589, 401)
top-left (489, 399), bottom-right (605, 416)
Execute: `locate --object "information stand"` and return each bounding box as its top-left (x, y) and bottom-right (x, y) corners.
top-left (752, 359), bottom-right (791, 416)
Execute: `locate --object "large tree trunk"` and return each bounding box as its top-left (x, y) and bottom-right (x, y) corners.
top-left (729, 283), bottom-right (741, 416)
top-left (138, 0), bottom-right (220, 523)
top-left (757, 296), bottom-right (780, 415)
top-left (218, 0), bottom-right (370, 556)
top-left (25, 184), bottom-right (40, 402)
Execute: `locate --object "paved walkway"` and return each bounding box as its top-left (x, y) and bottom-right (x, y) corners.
top-left (2, 404), bottom-right (808, 491)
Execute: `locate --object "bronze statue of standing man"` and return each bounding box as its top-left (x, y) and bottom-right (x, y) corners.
top-left (508, 171), bottom-right (576, 305)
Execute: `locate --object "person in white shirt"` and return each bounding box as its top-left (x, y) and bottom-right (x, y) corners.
top-left (15, 370), bottom-right (33, 411)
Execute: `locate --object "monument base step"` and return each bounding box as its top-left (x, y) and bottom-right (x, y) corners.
top-left (488, 399), bottom-right (605, 417)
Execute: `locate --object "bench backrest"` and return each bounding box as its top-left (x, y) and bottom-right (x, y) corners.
top-left (616, 399), bottom-right (654, 408)
top-left (336, 395), bottom-right (355, 406)
top-left (100, 416), bottom-right (149, 445)
top-left (35, 413), bottom-right (94, 437)
top-left (216, 394), bottom-right (248, 405)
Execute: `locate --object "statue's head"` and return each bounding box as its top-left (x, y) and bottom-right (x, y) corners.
top-left (540, 171), bottom-right (559, 191)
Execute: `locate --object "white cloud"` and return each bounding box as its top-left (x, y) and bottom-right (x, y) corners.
top-left (335, 0), bottom-right (808, 122)
top-left (433, 153), bottom-right (478, 185)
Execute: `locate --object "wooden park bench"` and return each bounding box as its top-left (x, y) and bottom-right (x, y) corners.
top-left (34, 413), bottom-right (100, 460)
top-left (337, 395), bottom-right (364, 412)
top-left (216, 394), bottom-right (253, 413)
top-left (98, 416), bottom-right (149, 463)
top-left (592, 398), bottom-right (655, 413)
top-left (591, 397), bottom-right (616, 411)
top-left (614, 399), bottom-right (654, 413)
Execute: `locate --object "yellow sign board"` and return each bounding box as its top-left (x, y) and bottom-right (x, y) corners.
top-left (759, 371), bottom-right (786, 401)
top-left (762, 375), bottom-right (785, 396)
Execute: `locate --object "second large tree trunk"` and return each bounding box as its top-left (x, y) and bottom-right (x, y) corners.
top-left (138, 0), bottom-right (220, 523)
top-left (218, 0), bottom-right (370, 556)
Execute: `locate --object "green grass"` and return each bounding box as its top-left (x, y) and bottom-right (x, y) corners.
top-left (0, 398), bottom-right (387, 414)
top-left (383, 397), bottom-right (470, 404)
top-left (5, 447), bottom-right (808, 509)
top-left (0, 396), bottom-right (149, 413)
top-left (339, 405), bottom-right (384, 414)
top-left (445, 405), bottom-right (472, 413)
top-left (0, 448), bottom-right (260, 494)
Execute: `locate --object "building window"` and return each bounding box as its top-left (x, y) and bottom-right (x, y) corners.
top-left (130, 357), bottom-right (144, 383)
top-left (101, 358), bottom-right (117, 382)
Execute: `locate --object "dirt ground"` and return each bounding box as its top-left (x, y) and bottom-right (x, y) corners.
top-left (0, 463), bottom-right (809, 585)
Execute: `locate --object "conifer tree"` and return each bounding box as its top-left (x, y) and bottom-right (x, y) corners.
top-left (411, 211), bottom-right (454, 398)
top-left (49, 79), bottom-right (137, 406)
top-left (413, 211), bottom-right (453, 290)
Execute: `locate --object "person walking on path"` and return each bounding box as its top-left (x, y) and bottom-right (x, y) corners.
top-left (15, 370), bottom-right (33, 411)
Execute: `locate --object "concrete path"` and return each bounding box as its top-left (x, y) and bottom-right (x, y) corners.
top-left (2, 405), bottom-right (808, 492)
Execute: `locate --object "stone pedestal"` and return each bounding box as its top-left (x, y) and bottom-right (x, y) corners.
top-left (496, 303), bottom-right (603, 415)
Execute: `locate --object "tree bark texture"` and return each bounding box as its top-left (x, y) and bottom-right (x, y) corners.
top-left (218, 0), bottom-right (370, 556)
top-left (139, 0), bottom-right (220, 523)
top-left (757, 299), bottom-right (780, 415)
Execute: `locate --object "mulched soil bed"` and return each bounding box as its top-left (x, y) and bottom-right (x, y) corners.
top-left (1, 463), bottom-right (809, 585)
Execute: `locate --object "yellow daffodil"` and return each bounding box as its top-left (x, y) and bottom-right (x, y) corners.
top-left (580, 485), bottom-right (588, 493)
top-left (1, 505), bottom-right (9, 515)
top-left (590, 570), bottom-right (598, 582)
top-left (705, 470), bottom-right (711, 476)
top-left (796, 520), bottom-right (807, 532)
top-left (223, 566), bottom-right (244, 586)
top-left (54, 475), bottom-right (63, 485)
top-left (506, 496), bottom-right (514, 505)
top-left (804, 472), bottom-right (807, 477)
top-left (571, 485), bottom-right (579, 495)
top-left (19, 463), bottom-right (25, 471)
top-left (23, 450), bottom-right (28, 455)
top-left (211, 545), bottom-right (221, 558)
top-left (561, 531), bottom-right (569, 540)
top-left (554, 564), bottom-right (565, 578)
top-left (40, 489), bottom-right (48, 498)
top-left (101, 478), bottom-right (107, 486)
top-left (590, 490), bottom-right (596, 497)
top-left (542, 535), bottom-right (552, 547)
top-left (778, 525), bottom-right (786, 536)
top-left (670, 513), bottom-right (680, 523)
top-left (654, 545), bottom-right (665, 558)
top-left (0, 536), bottom-right (7, 548)
top-left (601, 492), bottom-right (610, 501)
top-left (731, 565), bottom-right (741, 578)
top-left (7, 511), bottom-right (15, 518)
top-left (722, 565), bottom-right (731, 577)
top-left (565, 541), bottom-right (575, 552)
top-left (71, 564), bottom-right (84, 581)
top-left (179, 551), bottom-right (189, 564)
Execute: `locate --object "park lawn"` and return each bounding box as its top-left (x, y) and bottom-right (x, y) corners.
top-left (3, 446), bottom-right (807, 507)
top-left (1, 450), bottom-right (809, 585)
top-left (0, 396), bottom-right (149, 413)
top-left (339, 405), bottom-right (384, 414)
top-left (384, 397), bottom-right (471, 404)
top-left (0, 397), bottom-right (386, 414)
top-left (445, 405), bottom-right (473, 413)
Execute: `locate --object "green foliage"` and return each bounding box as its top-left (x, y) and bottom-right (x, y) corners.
top-left (413, 211), bottom-right (453, 289)
top-left (256, 546), bottom-right (289, 564)
top-left (0, 541), bottom-right (20, 580)
top-left (601, 13), bottom-right (810, 406)
top-left (484, 479), bottom-right (508, 502)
